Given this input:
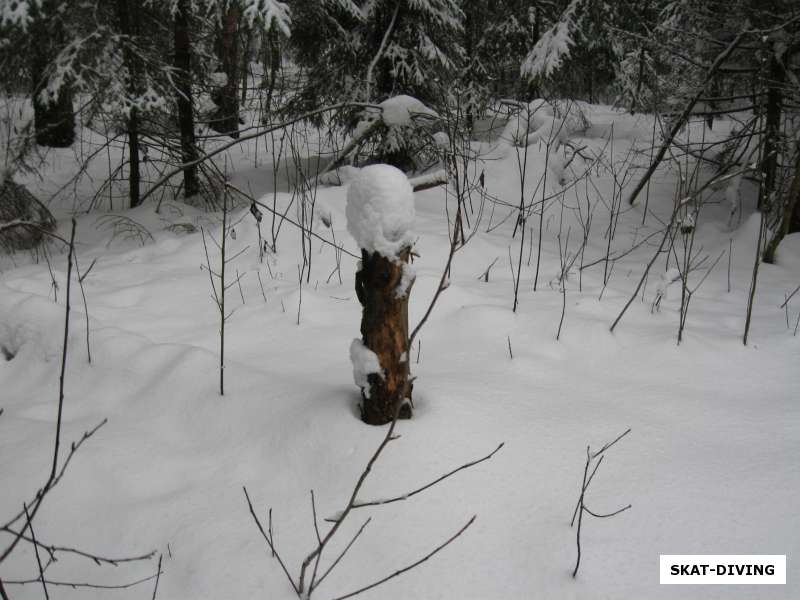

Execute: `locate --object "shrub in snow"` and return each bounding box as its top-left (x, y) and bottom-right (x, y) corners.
top-left (353, 95), bottom-right (443, 172)
top-left (0, 180), bottom-right (55, 251)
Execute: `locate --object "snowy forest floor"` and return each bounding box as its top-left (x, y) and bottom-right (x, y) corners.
top-left (1, 104), bottom-right (799, 599)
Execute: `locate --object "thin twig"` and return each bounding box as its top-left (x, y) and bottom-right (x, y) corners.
top-left (591, 428), bottom-right (631, 459)
top-left (53, 219), bottom-right (76, 481)
top-left (779, 283), bottom-right (800, 309)
top-left (4, 572), bottom-right (160, 590)
top-left (311, 518), bottom-right (371, 593)
top-left (583, 504), bottom-right (632, 519)
top-left (347, 443), bottom-right (504, 512)
top-left (24, 504), bottom-right (49, 600)
top-left (151, 554), bottom-right (163, 600)
top-left (243, 488), bottom-right (299, 594)
top-left (329, 516), bottom-right (476, 600)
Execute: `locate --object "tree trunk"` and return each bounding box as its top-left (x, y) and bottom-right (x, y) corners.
top-left (174, 0), bottom-right (200, 198)
top-left (759, 44), bottom-right (783, 211)
top-left (262, 28), bottom-right (281, 120)
top-left (117, 0), bottom-right (141, 208)
top-left (462, 0), bottom-right (479, 130)
top-left (764, 142), bottom-right (800, 263)
top-left (631, 45), bottom-right (645, 113)
top-left (127, 107), bottom-right (142, 206)
top-left (355, 248), bottom-right (413, 425)
top-left (524, 4), bottom-right (541, 101)
top-left (240, 25), bottom-right (252, 107)
top-left (211, 1), bottom-right (240, 138)
top-left (791, 176), bottom-right (800, 234)
top-left (30, 6), bottom-right (74, 148)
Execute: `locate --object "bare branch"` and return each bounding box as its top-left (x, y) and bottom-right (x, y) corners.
top-left (242, 487), bottom-right (299, 594)
top-left (23, 504), bottom-right (49, 600)
top-left (583, 504), bottom-right (632, 519)
top-left (591, 428), bottom-right (631, 459)
top-left (4, 572), bottom-right (160, 590)
top-left (329, 516), bottom-right (476, 600)
top-left (139, 103), bottom-right (381, 205)
top-left (151, 554), bottom-right (163, 600)
top-left (311, 518), bottom-right (371, 593)
top-left (349, 443), bottom-right (504, 512)
top-left (626, 31), bottom-right (747, 206)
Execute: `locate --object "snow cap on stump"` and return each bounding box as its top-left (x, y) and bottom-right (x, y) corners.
top-left (346, 164), bottom-right (415, 259)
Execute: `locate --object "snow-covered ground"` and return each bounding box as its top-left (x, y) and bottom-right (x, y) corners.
top-left (1, 104), bottom-right (798, 599)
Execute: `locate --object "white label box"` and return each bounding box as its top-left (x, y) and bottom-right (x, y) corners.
top-left (660, 555), bottom-right (786, 584)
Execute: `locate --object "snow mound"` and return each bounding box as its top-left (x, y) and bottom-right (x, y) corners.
top-left (209, 72), bottom-right (228, 87)
top-left (379, 95), bottom-right (438, 127)
top-left (354, 95), bottom-right (438, 138)
top-left (433, 131), bottom-right (450, 148)
top-left (655, 268), bottom-right (682, 302)
top-left (501, 99), bottom-right (589, 149)
top-left (346, 164), bottom-right (415, 258)
top-left (500, 99), bottom-right (555, 146)
top-left (349, 338), bottom-right (383, 398)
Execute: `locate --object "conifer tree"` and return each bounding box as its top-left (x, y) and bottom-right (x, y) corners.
top-left (289, 0), bottom-right (463, 109)
top-left (29, 1), bottom-right (75, 148)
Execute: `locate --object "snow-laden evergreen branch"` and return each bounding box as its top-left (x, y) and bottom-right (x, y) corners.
top-left (520, 0), bottom-right (582, 81)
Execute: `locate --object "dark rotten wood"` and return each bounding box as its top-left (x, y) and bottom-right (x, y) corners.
top-left (355, 247), bottom-right (413, 425)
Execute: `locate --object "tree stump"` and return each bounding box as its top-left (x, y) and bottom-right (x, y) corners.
top-left (355, 247), bottom-right (413, 424)
top-left (346, 164), bottom-right (416, 425)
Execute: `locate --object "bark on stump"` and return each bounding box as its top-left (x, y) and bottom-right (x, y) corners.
top-left (355, 247), bottom-right (413, 425)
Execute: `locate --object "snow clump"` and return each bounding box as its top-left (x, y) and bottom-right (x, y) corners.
top-left (346, 164), bottom-right (415, 258)
top-left (354, 95), bottom-right (437, 137)
top-left (379, 94), bottom-right (438, 127)
top-left (350, 338), bottom-right (383, 398)
top-left (395, 262), bottom-right (416, 299)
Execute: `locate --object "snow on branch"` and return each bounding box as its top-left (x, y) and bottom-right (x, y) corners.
top-left (0, 0), bottom-right (42, 28)
top-left (408, 169), bottom-right (448, 192)
top-left (520, 0), bottom-right (582, 81)
top-left (241, 0), bottom-right (291, 36)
